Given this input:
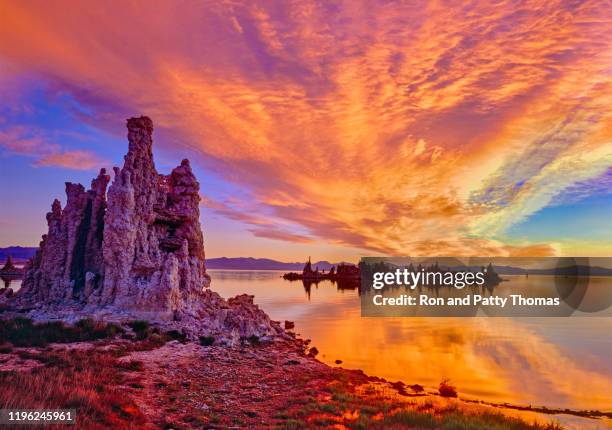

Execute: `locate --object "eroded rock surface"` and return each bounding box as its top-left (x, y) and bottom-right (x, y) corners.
top-left (6, 117), bottom-right (282, 342)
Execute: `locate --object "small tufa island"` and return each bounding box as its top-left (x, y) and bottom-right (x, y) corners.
top-left (0, 255), bottom-right (24, 292)
top-left (283, 257), bottom-right (360, 282)
top-left (0, 116), bottom-right (282, 344)
top-left (0, 256), bottom-right (24, 278)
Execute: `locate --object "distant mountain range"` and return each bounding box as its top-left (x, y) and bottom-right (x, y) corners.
top-left (0, 248), bottom-right (349, 271)
top-left (205, 257), bottom-right (352, 271)
top-left (2, 247), bottom-right (610, 274)
top-left (0, 246), bottom-right (37, 262)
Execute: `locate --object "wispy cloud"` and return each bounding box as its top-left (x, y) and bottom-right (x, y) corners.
top-left (0, 125), bottom-right (106, 170)
top-left (551, 167), bottom-right (612, 206)
top-left (249, 227), bottom-right (313, 244)
top-left (202, 195), bottom-right (312, 244)
top-left (0, 1), bottom-right (610, 255)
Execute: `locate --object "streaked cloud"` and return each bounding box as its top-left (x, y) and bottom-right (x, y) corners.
top-left (249, 227), bottom-right (313, 244)
top-left (0, 0), bottom-right (610, 255)
top-left (202, 195), bottom-right (312, 244)
top-left (34, 150), bottom-right (104, 170)
top-left (0, 125), bottom-right (106, 170)
top-left (551, 168), bottom-right (612, 206)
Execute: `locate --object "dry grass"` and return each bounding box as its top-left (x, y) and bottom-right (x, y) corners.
top-left (0, 348), bottom-right (146, 429)
top-left (274, 380), bottom-right (564, 430)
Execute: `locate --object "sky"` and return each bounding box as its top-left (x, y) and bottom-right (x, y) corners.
top-left (0, 0), bottom-right (611, 261)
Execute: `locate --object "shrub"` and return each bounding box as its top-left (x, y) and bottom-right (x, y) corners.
top-left (165, 330), bottom-right (187, 342)
top-left (199, 336), bottom-right (214, 346)
top-left (128, 320), bottom-right (150, 339)
top-left (439, 379), bottom-right (458, 398)
top-left (247, 335), bottom-right (260, 345)
top-left (0, 318), bottom-right (123, 347)
top-left (409, 383), bottom-right (425, 393)
top-left (76, 318), bottom-right (123, 340)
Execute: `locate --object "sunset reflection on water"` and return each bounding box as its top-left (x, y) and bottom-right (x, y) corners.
top-left (210, 270), bottom-right (612, 413)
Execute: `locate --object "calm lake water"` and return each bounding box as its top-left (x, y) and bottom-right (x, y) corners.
top-left (207, 270), bottom-right (612, 414)
top-left (5, 270), bottom-right (611, 415)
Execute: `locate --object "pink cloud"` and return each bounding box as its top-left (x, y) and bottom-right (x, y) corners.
top-left (35, 150), bottom-right (103, 170)
top-left (0, 125), bottom-right (105, 171)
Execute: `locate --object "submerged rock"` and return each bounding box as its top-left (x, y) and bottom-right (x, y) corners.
top-left (6, 116), bottom-right (282, 342)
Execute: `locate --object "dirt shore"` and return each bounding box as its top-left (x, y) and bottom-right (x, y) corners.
top-left (0, 328), bottom-right (586, 430)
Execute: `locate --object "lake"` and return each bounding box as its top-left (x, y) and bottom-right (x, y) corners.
top-left (5, 270), bottom-right (611, 415)
top-left (206, 270), bottom-right (612, 414)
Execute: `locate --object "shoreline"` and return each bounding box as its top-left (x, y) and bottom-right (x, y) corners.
top-left (0, 318), bottom-right (609, 429)
top-left (2, 281), bottom-right (610, 420)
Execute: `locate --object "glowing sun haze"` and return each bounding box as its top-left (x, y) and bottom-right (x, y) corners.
top-left (0, 1), bottom-right (611, 260)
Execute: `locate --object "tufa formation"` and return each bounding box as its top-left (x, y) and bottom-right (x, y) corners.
top-left (6, 117), bottom-right (282, 342)
top-left (21, 117), bottom-right (209, 310)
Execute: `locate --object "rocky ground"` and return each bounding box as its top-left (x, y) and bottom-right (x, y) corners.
top-left (0, 318), bottom-right (572, 430)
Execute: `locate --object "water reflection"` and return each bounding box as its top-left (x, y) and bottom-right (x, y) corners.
top-left (284, 277), bottom-right (360, 299)
top-left (1, 275), bottom-right (22, 291)
top-left (210, 270), bottom-right (612, 413)
top-left (0, 261), bottom-right (24, 291)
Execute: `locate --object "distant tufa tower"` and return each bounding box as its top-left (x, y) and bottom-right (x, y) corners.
top-left (1, 255), bottom-right (16, 272)
top-left (302, 256), bottom-right (312, 275)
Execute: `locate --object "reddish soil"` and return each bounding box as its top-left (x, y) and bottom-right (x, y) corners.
top-left (121, 338), bottom-right (373, 428)
top-left (0, 337), bottom-right (570, 430)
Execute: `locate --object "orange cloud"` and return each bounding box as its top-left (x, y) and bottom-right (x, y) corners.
top-left (0, 1), bottom-right (610, 255)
